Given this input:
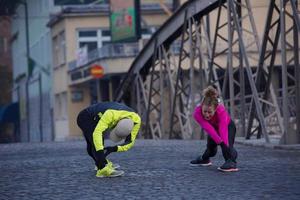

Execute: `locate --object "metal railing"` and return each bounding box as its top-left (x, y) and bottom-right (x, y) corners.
top-left (68, 42), bottom-right (140, 71)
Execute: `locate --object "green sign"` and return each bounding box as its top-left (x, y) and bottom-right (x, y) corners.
top-left (142, 0), bottom-right (173, 5)
top-left (109, 0), bottom-right (141, 43)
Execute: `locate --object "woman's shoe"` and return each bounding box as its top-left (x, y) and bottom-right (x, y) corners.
top-left (190, 157), bottom-right (212, 166)
top-left (217, 159), bottom-right (238, 172)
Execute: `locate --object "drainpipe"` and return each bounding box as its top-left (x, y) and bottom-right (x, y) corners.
top-left (22, 0), bottom-right (30, 141)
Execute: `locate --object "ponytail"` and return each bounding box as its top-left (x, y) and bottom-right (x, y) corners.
top-left (202, 85), bottom-right (219, 108)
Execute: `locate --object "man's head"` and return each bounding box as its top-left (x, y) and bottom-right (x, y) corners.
top-left (110, 118), bottom-right (134, 143)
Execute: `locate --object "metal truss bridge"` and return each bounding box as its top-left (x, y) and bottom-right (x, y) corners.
top-left (115, 0), bottom-right (300, 145)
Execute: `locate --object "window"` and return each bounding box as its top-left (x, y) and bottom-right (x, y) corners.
top-left (79, 30), bottom-right (97, 37)
top-left (54, 92), bottom-right (68, 120)
top-left (0, 37), bottom-right (7, 53)
top-left (141, 27), bottom-right (156, 39)
top-left (54, 94), bottom-right (61, 120)
top-left (61, 92), bottom-right (68, 119)
top-left (102, 30), bottom-right (111, 37)
top-left (52, 31), bottom-right (66, 67)
top-left (77, 29), bottom-right (111, 53)
top-left (53, 35), bottom-right (59, 67)
top-left (59, 32), bottom-right (66, 64)
top-left (79, 41), bottom-right (98, 52)
top-left (140, 27), bottom-right (157, 46)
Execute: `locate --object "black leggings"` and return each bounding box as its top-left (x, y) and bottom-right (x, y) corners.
top-left (77, 110), bottom-right (102, 164)
top-left (202, 120), bottom-right (238, 161)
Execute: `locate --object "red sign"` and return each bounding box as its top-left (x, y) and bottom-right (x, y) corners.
top-left (90, 65), bottom-right (104, 79)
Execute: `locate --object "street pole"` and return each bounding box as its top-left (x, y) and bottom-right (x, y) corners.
top-left (97, 79), bottom-right (101, 102)
top-left (24, 0), bottom-right (30, 142)
top-left (39, 73), bottom-right (43, 141)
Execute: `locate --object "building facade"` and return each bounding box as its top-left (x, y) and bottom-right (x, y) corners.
top-left (10, 0), bottom-right (60, 142)
top-left (9, 0), bottom-right (294, 142)
top-left (47, 3), bottom-right (171, 140)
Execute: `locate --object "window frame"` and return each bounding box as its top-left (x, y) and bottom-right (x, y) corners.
top-left (52, 31), bottom-right (66, 68)
top-left (0, 36), bottom-right (8, 53)
top-left (77, 28), bottom-right (111, 52)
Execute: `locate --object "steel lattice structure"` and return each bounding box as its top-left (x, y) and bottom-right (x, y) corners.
top-left (115, 0), bottom-right (300, 144)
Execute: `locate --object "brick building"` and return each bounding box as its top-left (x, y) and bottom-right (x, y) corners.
top-left (0, 16), bottom-right (14, 142)
top-left (0, 16), bottom-right (12, 105)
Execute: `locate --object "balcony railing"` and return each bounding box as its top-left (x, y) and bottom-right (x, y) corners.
top-left (68, 39), bottom-right (183, 72)
top-left (68, 42), bottom-right (140, 71)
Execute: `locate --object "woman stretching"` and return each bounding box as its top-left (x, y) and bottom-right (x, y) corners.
top-left (190, 86), bottom-right (238, 172)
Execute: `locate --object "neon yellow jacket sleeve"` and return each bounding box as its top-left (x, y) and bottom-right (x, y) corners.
top-left (92, 109), bottom-right (141, 152)
top-left (92, 111), bottom-right (112, 151)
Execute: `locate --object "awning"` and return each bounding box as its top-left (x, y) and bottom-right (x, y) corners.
top-left (0, 102), bottom-right (19, 124)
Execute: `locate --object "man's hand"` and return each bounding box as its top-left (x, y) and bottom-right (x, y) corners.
top-left (95, 150), bottom-right (107, 169)
top-left (104, 146), bottom-right (118, 157)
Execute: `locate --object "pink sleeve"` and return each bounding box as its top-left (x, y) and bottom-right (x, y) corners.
top-left (216, 105), bottom-right (231, 146)
top-left (193, 106), bottom-right (223, 144)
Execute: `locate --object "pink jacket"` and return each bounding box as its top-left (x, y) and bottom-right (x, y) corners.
top-left (193, 104), bottom-right (231, 146)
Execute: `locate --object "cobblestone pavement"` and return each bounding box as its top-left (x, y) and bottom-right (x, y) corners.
top-left (0, 139), bottom-right (300, 200)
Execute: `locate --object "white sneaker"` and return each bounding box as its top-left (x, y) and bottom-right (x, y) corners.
top-left (96, 170), bottom-right (125, 178)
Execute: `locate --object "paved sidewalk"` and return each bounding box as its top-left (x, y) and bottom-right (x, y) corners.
top-left (0, 139), bottom-right (299, 200)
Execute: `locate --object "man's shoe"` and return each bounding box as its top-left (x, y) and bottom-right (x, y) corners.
top-left (94, 159), bottom-right (120, 171)
top-left (217, 159), bottom-right (239, 172)
top-left (96, 164), bottom-right (124, 178)
top-left (96, 169), bottom-right (124, 178)
top-left (190, 157), bottom-right (212, 166)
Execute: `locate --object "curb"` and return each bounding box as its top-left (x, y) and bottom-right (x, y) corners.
top-left (235, 139), bottom-right (300, 151)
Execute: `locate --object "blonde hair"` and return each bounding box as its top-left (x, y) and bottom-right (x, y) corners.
top-left (202, 85), bottom-right (219, 108)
